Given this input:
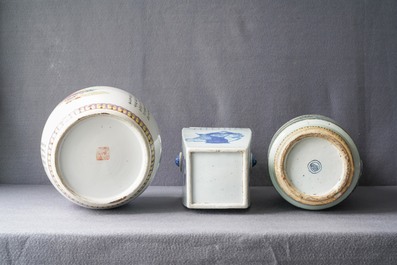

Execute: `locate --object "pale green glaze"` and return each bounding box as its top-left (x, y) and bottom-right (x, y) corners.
top-left (268, 115), bottom-right (362, 210)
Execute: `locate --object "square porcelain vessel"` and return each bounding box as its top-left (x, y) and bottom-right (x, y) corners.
top-left (179, 128), bottom-right (252, 209)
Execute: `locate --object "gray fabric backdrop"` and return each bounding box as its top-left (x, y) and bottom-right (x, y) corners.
top-left (0, 0), bottom-right (396, 185)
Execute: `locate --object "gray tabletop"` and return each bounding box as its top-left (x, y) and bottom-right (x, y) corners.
top-left (1, 185), bottom-right (396, 264)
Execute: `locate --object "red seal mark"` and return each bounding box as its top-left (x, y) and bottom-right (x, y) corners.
top-left (96, 147), bottom-right (110, 160)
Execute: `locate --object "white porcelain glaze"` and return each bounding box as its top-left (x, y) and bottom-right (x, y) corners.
top-left (285, 137), bottom-right (344, 196)
top-left (179, 127), bottom-right (253, 209)
top-left (268, 115), bottom-right (362, 210)
top-left (41, 86), bottom-right (161, 209)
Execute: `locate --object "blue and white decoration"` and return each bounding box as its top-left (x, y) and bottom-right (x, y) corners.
top-left (185, 131), bottom-right (244, 144)
top-left (180, 127), bottom-right (253, 209)
top-left (307, 160), bottom-right (322, 174)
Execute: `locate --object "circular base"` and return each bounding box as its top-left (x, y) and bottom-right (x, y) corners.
top-left (268, 115), bottom-right (362, 210)
top-left (56, 114), bottom-right (149, 205)
top-left (285, 137), bottom-right (344, 196)
top-left (272, 124), bottom-right (357, 208)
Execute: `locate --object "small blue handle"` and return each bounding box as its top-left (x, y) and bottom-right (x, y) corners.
top-left (251, 156), bottom-right (257, 167)
top-left (175, 152), bottom-right (183, 172)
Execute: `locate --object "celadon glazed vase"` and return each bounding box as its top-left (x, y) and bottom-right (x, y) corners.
top-left (268, 115), bottom-right (362, 210)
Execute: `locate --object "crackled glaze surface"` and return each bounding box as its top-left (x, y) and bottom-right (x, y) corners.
top-left (268, 115), bottom-right (361, 210)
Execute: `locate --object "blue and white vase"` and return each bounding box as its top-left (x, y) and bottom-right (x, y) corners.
top-left (178, 127), bottom-right (254, 209)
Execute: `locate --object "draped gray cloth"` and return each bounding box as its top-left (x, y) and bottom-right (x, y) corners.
top-left (0, 0), bottom-right (396, 186)
top-left (1, 185), bottom-right (397, 264)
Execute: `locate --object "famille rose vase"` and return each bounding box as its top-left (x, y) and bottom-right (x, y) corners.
top-left (41, 86), bottom-right (161, 209)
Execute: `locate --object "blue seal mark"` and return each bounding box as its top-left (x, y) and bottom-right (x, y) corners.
top-left (185, 131), bottom-right (244, 144)
top-left (308, 160), bottom-right (322, 174)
